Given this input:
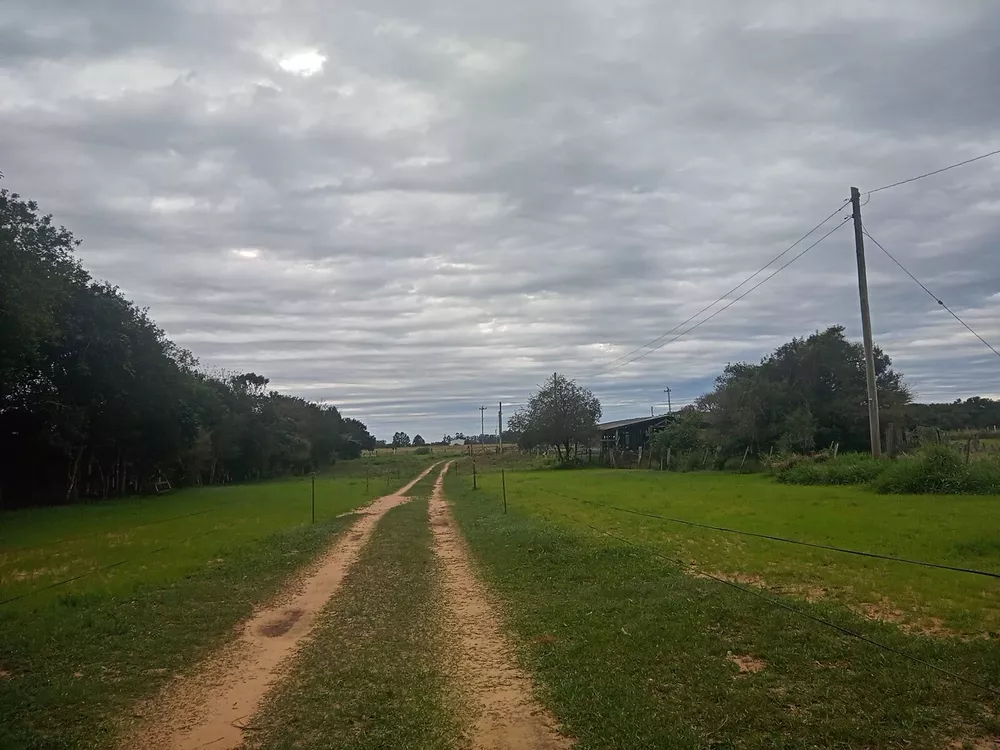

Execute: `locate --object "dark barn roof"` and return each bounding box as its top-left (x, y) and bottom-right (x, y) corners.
top-left (598, 415), bottom-right (672, 432)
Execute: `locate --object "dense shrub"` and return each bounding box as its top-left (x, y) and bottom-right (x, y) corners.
top-left (413, 446), bottom-right (432, 455)
top-left (722, 455), bottom-right (763, 473)
top-left (776, 452), bottom-right (885, 486)
top-left (873, 444), bottom-right (1000, 495)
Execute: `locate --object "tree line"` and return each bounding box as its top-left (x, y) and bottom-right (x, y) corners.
top-left (1, 185), bottom-right (375, 509)
top-left (505, 327), bottom-right (994, 466)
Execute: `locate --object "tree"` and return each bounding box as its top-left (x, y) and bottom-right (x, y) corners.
top-left (650, 407), bottom-right (706, 461)
top-left (696, 326), bottom-right (911, 455)
top-left (0, 183), bottom-right (382, 508)
top-left (509, 373), bottom-right (601, 461)
top-left (392, 431), bottom-right (411, 448)
top-left (412, 434), bottom-right (426, 446)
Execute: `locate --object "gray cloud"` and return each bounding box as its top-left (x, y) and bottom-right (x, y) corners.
top-left (2, 0), bottom-right (998, 439)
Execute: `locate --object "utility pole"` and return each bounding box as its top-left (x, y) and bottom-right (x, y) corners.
top-left (498, 402), bottom-right (503, 454)
top-left (663, 387), bottom-right (672, 414)
top-left (479, 405), bottom-right (487, 452)
top-left (851, 186), bottom-right (882, 458)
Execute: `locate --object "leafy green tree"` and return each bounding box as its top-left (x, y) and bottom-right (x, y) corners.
top-left (509, 373), bottom-right (601, 461)
top-left (697, 326), bottom-right (910, 455)
top-left (412, 434), bottom-right (426, 446)
top-left (392, 431), bottom-right (411, 448)
top-left (0, 183), bottom-right (381, 508)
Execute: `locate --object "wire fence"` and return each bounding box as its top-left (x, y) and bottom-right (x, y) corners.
top-left (459, 465), bottom-right (999, 699)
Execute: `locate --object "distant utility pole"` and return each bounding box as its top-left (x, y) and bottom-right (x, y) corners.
top-left (851, 186), bottom-right (882, 459)
top-left (479, 405), bottom-right (487, 450)
top-left (663, 387), bottom-right (672, 414)
top-left (498, 401), bottom-right (503, 454)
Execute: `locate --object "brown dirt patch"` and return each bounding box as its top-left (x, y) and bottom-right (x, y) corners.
top-left (854, 597), bottom-right (964, 638)
top-left (121, 463), bottom-right (441, 750)
top-left (429, 463), bottom-right (574, 749)
top-left (726, 653), bottom-right (766, 675)
top-left (0, 669), bottom-right (12, 680)
top-left (948, 738), bottom-right (1000, 749)
top-left (258, 608), bottom-right (304, 638)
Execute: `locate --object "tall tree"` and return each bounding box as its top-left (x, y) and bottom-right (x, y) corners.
top-left (509, 373), bottom-right (602, 461)
top-left (0, 183), bottom-right (378, 508)
top-left (697, 326), bottom-right (911, 454)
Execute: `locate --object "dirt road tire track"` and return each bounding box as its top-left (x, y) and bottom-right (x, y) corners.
top-left (429, 463), bottom-right (574, 750)
top-left (123, 462), bottom-right (441, 750)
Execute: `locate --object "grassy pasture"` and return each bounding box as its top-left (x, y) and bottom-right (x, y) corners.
top-left (466, 467), bottom-right (1000, 637)
top-left (0, 460), bottom-right (428, 749)
top-left (446, 469), bottom-right (1000, 749)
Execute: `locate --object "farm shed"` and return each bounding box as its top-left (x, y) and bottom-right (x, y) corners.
top-left (598, 414), bottom-right (673, 455)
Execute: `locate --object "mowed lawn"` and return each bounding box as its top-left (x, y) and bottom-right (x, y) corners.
top-left (480, 468), bottom-right (1000, 636)
top-left (447, 467), bottom-right (1000, 749)
top-left (0, 467), bottom-right (412, 749)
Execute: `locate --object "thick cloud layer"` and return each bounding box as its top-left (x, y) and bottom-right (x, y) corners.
top-left (2, 0), bottom-right (998, 439)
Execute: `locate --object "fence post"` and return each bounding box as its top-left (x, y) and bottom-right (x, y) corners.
top-left (502, 469), bottom-right (507, 514)
top-left (666, 447), bottom-right (672, 470)
top-left (473, 459), bottom-right (477, 490)
top-left (739, 445), bottom-right (751, 473)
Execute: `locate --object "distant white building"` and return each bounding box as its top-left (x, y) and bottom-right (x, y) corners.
top-left (449, 438), bottom-right (466, 446)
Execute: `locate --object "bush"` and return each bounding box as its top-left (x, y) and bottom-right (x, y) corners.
top-left (777, 452), bottom-right (885, 486)
top-left (722, 455), bottom-right (763, 473)
top-left (873, 444), bottom-right (1000, 494)
top-left (413, 446), bottom-right (432, 455)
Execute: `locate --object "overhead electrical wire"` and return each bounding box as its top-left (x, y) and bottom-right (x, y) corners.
top-left (594, 215), bottom-right (852, 376)
top-left (866, 148), bottom-right (1000, 197)
top-left (862, 226), bottom-right (1000, 361)
top-left (588, 200), bottom-right (850, 377)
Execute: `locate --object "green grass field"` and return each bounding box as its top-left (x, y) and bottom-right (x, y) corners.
top-left (446, 468), bottom-right (1000, 749)
top-left (0, 461), bottom-right (431, 749)
top-left (467, 467), bottom-right (1000, 636)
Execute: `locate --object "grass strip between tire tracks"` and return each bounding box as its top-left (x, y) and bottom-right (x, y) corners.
top-left (246, 495), bottom-right (460, 750)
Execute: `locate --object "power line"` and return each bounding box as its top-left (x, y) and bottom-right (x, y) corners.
top-left (595, 216), bottom-right (851, 375)
top-left (867, 148), bottom-right (1000, 196)
top-left (538, 503), bottom-right (1000, 699)
top-left (589, 200), bottom-right (850, 376)
top-left (535, 486), bottom-right (1000, 579)
top-left (862, 226), bottom-right (1000, 361)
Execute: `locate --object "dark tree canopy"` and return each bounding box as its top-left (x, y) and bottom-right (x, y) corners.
top-left (391, 431), bottom-right (411, 448)
top-left (696, 326), bottom-right (911, 454)
top-left (509, 373), bottom-right (601, 461)
top-left (0, 186), bottom-right (375, 508)
top-left (412, 434), bottom-right (426, 446)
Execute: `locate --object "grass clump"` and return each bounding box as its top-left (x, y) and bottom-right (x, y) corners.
top-left (875, 445), bottom-right (1000, 495)
top-left (776, 452), bottom-right (886, 486)
top-left (775, 445), bottom-right (1000, 495)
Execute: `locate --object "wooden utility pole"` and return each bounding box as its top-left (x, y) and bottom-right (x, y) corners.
top-left (851, 186), bottom-right (882, 458)
top-left (663, 387), bottom-right (672, 414)
top-left (498, 402), bottom-right (503, 454)
top-left (479, 405), bottom-right (487, 452)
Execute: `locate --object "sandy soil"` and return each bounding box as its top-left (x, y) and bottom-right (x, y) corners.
top-left (123, 463), bottom-right (439, 750)
top-left (428, 463), bottom-right (574, 750)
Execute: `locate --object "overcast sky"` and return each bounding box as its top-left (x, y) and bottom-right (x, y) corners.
top-left (2, 1), bottom-right (998, 440)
